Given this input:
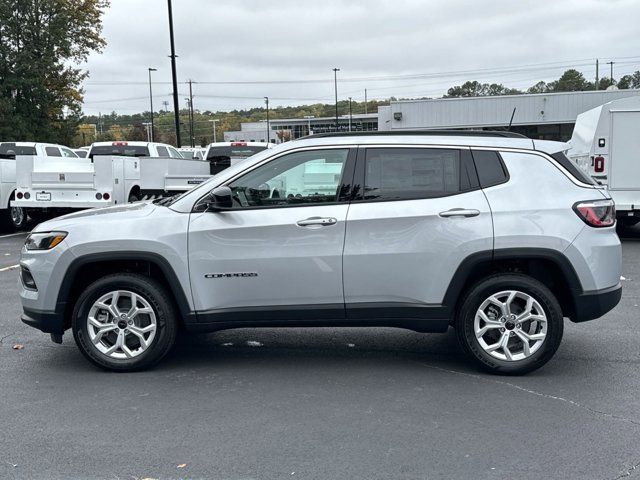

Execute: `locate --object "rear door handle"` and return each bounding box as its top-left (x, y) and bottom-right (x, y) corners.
top-left (439, 208), bottom-right (480, 218)
top-left (296, 216), bottom-right (338, 227)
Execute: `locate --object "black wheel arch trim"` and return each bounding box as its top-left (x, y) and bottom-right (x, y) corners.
top-left (54, 251), bottom-right (193, 323)
top-left (442, 247), bottom-right (585, 318)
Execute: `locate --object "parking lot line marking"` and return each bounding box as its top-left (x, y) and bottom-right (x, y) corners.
top-left (0, 232), bottom-right (28, 239)
top-left (0, 264), bottom-right (19, 272)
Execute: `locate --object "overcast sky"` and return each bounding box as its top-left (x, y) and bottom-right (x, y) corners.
top-left (81, 0), bottom-right (640, 116)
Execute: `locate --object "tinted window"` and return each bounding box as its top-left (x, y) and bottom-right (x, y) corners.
top-left (550, 151), bottom-right (596, 185)
top-left (364, 148), bottom-right (467, 201)
top-left (74, 150), bottom-right (88, 158)
top-left (45, 147), bottom-right (61, 156)
top-left (227, 149), bottom-right (349, 208)
top-left (0, 143), bottom-right (36, 159)
top-left (472, 150), bottom-right (508, 188)
top-left (156, 146), bottom-right (169, 157)
top-left (89, 145), bottom-right (150, 158)
top-left (206, 145), bottom-right (267, 161)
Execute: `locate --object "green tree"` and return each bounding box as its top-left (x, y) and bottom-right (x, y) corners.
top-left (618, 71), bottom-right (640, 89)
top-left (546, 69), bottom-right (593, 92)
top-left (0, 0), bottom-right (109, 144)
top-left (445, 81), bottom-right (522, 98)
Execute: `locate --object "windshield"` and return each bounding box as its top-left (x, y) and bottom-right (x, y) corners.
top-left (89, 145), bottom-right (150, 158)
top-left (0, 143), bottom-right (36, 159)
top-left (206, 145), bottom-right (267, 161)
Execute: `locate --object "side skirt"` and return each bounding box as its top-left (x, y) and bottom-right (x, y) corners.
top-left (185, 303), bottom-right (450, 334)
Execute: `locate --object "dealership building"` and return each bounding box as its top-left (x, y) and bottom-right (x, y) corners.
top-left (225, 89), bottom-right (640, 143)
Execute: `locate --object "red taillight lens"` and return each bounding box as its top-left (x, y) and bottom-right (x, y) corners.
top-left (103, 192), bottom-right (110, 200)
top-left (573, 199), bottom-right (615, 227)
top-left (594, 156), bottom-right (605, 173)
top-left (16, 192), bottom-right (23, 199)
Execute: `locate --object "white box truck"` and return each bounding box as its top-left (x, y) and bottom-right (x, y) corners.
top-left (12, 141), bottom-right (211, 218)
top-left (568, 96), bottom-right (640, 227)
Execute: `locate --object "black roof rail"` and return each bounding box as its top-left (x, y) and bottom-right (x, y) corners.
top-left (298, 130), bottom-right (529, 140)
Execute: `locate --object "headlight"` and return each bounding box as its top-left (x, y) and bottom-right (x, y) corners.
top-left (25, 232), bottom-right (67, 251)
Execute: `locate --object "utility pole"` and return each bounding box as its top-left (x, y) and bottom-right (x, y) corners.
top-left (364, 88), bottom-right (368, 115)
top-left (188, 80), bottom-right (195, 147)
top-left (162, 100), bottom-right (169, 112)
top-left (333, 68), bottom-right (340, 132)
top-left (264, 96), bottom-right (270, 143)
top-left (147, 67), bottom-right (157, 142)
top-left (167, 0), bottom-right (181, 146)
top-left (607, 61), bottom-right (615, 83)
top-left (348, 97), bottom-right (352, 131)
top-left (595, 59), bottom-right (599, 90)
top-left (209, 119), bottom-right (219, 143)
top-left (98, 112), bottom-right (103, 135)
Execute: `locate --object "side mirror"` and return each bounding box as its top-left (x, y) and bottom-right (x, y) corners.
top-left (208, 186), bottom-right (233, 210)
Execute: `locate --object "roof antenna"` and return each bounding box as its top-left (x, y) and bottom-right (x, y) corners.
top-left (507, 107), bottom-right (516, 131)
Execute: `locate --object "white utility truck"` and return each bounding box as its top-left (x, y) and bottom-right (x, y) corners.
top-left (203, 141), bottom-right (272, 174)
top-left (568, 96), bottom-right (640, 227)
top-left (12, 141), bottom-right (210, 219)
top-left (0, 142), bottom-right (80, 230)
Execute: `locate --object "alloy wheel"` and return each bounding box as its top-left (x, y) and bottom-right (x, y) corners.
top-left (474, 290), bottom-right (547, 361)
top-left (87, 290), bottom-right (157, 359)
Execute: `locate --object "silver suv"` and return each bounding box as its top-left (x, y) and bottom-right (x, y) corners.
top-left (19, 132), bottom-right (622, 374)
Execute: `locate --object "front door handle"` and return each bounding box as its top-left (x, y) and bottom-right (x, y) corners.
top-left (296, 216), bottom-right (338, 227)
top-left (439, 208), bottom-right (480, 218)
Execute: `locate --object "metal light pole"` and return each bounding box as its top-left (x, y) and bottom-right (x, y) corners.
top-left (333, 68), bottom-right (340, 131)
top-left (209, 119), bottom-right (219, 143)
top-left (167, 0), bottom-right (181, 146)
top-left (264, 97), bottom-right (270, 143)
top-left (364, 88), bottom-right (368, 114)
top-left (147, 68), bottom-right (157, 142)
top-left (348, 97), bottom-right (352, 131)
top-left (304, 115), bottom-right (314, 136)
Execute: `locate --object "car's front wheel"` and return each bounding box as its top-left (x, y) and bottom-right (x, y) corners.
top-left (455, 274), bottom-right (563, 375)
top-left (72, 273), bottom-right (178, 371)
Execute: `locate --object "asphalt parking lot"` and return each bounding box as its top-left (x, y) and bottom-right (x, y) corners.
top-left (0, 230), bottom-right (639, 480)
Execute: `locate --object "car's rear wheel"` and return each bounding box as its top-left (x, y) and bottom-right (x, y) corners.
top-left (72, 273), bottom-right (178, 371)
top-left (455, 274), bottom-right (563, 375)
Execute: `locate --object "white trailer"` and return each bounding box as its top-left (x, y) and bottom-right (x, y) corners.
top-left (0, 142), bottom-right (80, 231)
top-left (12, 154), bottom-right (210, 217)
top-left (568, 96), bottom-right (640, 226)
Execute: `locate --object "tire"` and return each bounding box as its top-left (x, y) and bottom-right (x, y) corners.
top-left (0, 205), bottom-right (28, 232)
top-left (455, 273), bottom-right (563, 375)
top-left (72, 273), bottom-right (178, 371)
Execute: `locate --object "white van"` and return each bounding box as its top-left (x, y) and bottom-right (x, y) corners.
top-left (568, 96), bottom-right (640, 227)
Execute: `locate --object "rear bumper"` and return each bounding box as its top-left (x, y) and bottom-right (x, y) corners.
top-left (21, 307), bottom-right (65, 334)
top-left (571, 283), bottom-right (622, 323)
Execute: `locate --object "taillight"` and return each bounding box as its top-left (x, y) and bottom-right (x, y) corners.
top-left (573, 199), bottom-right (615, 227)
top-left (103, 192), bottom-right (110, 200)
top-left (594, 156), bottom-right (605, 173)
top-left (16, 192), bottom-right (23, 199)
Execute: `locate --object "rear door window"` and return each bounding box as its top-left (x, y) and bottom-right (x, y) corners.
top-left (89, 145), bottom-right (150, 158)
top-left (156, 146), bottom-right (169, 157)
top-left (362, 148), bottom-right (474, 201)
top-left (45, 146), bottom-right (62, 156)
top-left (0, 143), bottom-right (36, 159)
top-left (168, 147), bottom-right (182, 159)
top-left (471, 150), bottom-right (509, 188)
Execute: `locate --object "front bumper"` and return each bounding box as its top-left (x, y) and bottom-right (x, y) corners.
top-left (21, 307), bottom-right (65, 334)
top-left (571, 283), bottom-right (622, 323)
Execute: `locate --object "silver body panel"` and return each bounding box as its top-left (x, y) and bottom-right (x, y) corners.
top-left (20, 134), bottom-right (621, 324)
